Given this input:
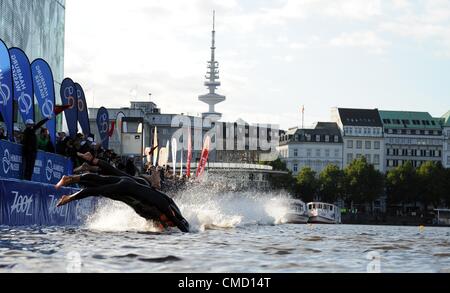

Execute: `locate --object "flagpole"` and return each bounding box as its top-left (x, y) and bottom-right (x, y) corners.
top-left (302, 105), bottom-right (305, 129)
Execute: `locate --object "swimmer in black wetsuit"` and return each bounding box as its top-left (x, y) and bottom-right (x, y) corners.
top-left (75, 152), bottom-right (160, 189)
top-left (55, 174), bottom-right (190, 232)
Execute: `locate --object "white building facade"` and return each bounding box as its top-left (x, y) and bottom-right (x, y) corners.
top-left (379, 111), bottom-right (444, 170)
top-left (278, 122), bottom-right (343, 175)
top-left (441, 111), bottom-right (450, 168)
top-left (332, 108), bottom-right (385, 172)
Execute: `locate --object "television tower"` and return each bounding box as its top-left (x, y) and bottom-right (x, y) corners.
top-left (198, 11), bottom-right (226, 120)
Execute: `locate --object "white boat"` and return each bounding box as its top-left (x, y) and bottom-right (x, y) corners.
top-left (307, 202), bottom-right (341, 224)
top-left (285, 199), bottom-right (309, 224)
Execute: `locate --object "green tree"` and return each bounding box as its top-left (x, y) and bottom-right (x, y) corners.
top-left (444, 168), bottom-right (450, 207)
top-left (416, 161), bottom-right (446, 209)
top-left (295, 167), bottom-right (319, 202)
top-left (260, 158), bottom-right (296, 192)
top-left (318, 164), bottom-right (345, 203)
top-left (344, 157), bottom-right (384, 209)
top-left (385, 161), bottom-right (419, 210)
top-left (264, 158), bottom-right (288, 171)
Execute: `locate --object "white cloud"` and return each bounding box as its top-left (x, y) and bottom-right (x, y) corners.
top-left (323, 0), bottom-right (382, 20)
top-left (273, 55), bottom-right (295, 63)
top-left (392, 0), bottom-right (411, 10)
top-left (329, 31), bottom-right (390, 54)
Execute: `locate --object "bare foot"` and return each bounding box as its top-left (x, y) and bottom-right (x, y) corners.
top-left (55, 175), bottom-right (75, 190)
top-left (73, 162), bottom-right (90, 174)
top-left (77, 152), bottom-right (94, 162)
top-left (56, 195), bottom-right (73, 207)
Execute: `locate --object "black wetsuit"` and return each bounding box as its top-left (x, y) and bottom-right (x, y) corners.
top-left (72, 174), bottom-right (190, 232)
top-left (95, 159), bottom-right (150, 186)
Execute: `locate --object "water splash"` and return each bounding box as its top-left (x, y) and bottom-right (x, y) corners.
top-left (84, 173), bottom-right (294, 233)
top-left (86, 200), bottom-right (161, 232)
top-left (177, 189), bottom-right (292, 232)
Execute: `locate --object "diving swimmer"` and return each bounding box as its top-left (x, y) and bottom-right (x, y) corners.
top-left (74, 152), bottom-right (160, 189)
top-left (55, 173), bottom-right (190, 232)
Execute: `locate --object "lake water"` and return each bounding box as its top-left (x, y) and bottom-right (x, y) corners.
top-left (1, 186), bottom-right (449, 273)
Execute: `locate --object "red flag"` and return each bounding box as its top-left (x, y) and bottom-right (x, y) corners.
top-left (186, 128), bottom-right (192, 178)
top-left (54, 104), bottom-right (71, 116)
top-left (108, 121), bottom-right (116, 138)
top-left (196, 136), bottom-right (211, 178)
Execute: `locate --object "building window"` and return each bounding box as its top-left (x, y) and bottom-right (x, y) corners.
top-left (388, 129), bottom-right (393, 134)
top-left (347, 140), bottom-right (353, 148)
top-left (293, 148), bottom-right (298, 157)
top-left (365, 154), bottom-right (371, 163)
top-left (374, 141), bottom-right (380, 149)
top-left (365, 141), bottom-right (372, 149)
top-left (325, 135), bottom-right (330, 142)
top-left (307, 149), bottom-right (312, 157)
top-left (374, 154), bottom-right (380, 165)
top-left (347, 153), bottom-right (353, 163)
top-left (316, 135), bottom-right (320, 142)
top-left (316, 149), bottom-right (321, 157)
top-left (325, 149), bottom-right (330, 158)
top-left (356, 154), bottom-right (362, 159)
top-left (334, 149), bottom-right (340, 158)
top-left (293, 164), bottom-right (298, 173)
top-left (356, 140), bottom-right (362, 149)
top-left (447, 156), bottom-right (450, 165)
top-left (334, 136), bottom-right (339, 143)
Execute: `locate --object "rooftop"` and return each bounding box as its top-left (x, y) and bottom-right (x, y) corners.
top-left (281, 122), bottom-right (342, 144)
top-left (338, 108), bottom-right (382, 127)
top-left (442, 111), bottom-right (450, 127)
top-left (379, 110), bottom-right (442, 130)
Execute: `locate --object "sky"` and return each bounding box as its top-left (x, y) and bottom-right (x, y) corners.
top-left (65, 0), bottom-right (450, 130)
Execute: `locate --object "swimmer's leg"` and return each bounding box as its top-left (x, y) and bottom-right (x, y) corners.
top-left (56, 179), bottom-right (125, 207)
top-left (73, 162), bottom-right (100, 174)
top-left (55, 175), bottom-right (81, 190)
top-left (56, 174), bottom-right (123, 189)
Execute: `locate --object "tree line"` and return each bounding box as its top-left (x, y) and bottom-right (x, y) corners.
top-left (264, 158), bottom-right (450, 212)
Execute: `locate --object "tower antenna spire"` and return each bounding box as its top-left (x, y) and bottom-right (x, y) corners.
top-left (198, 10), bottom-right (226, 120)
